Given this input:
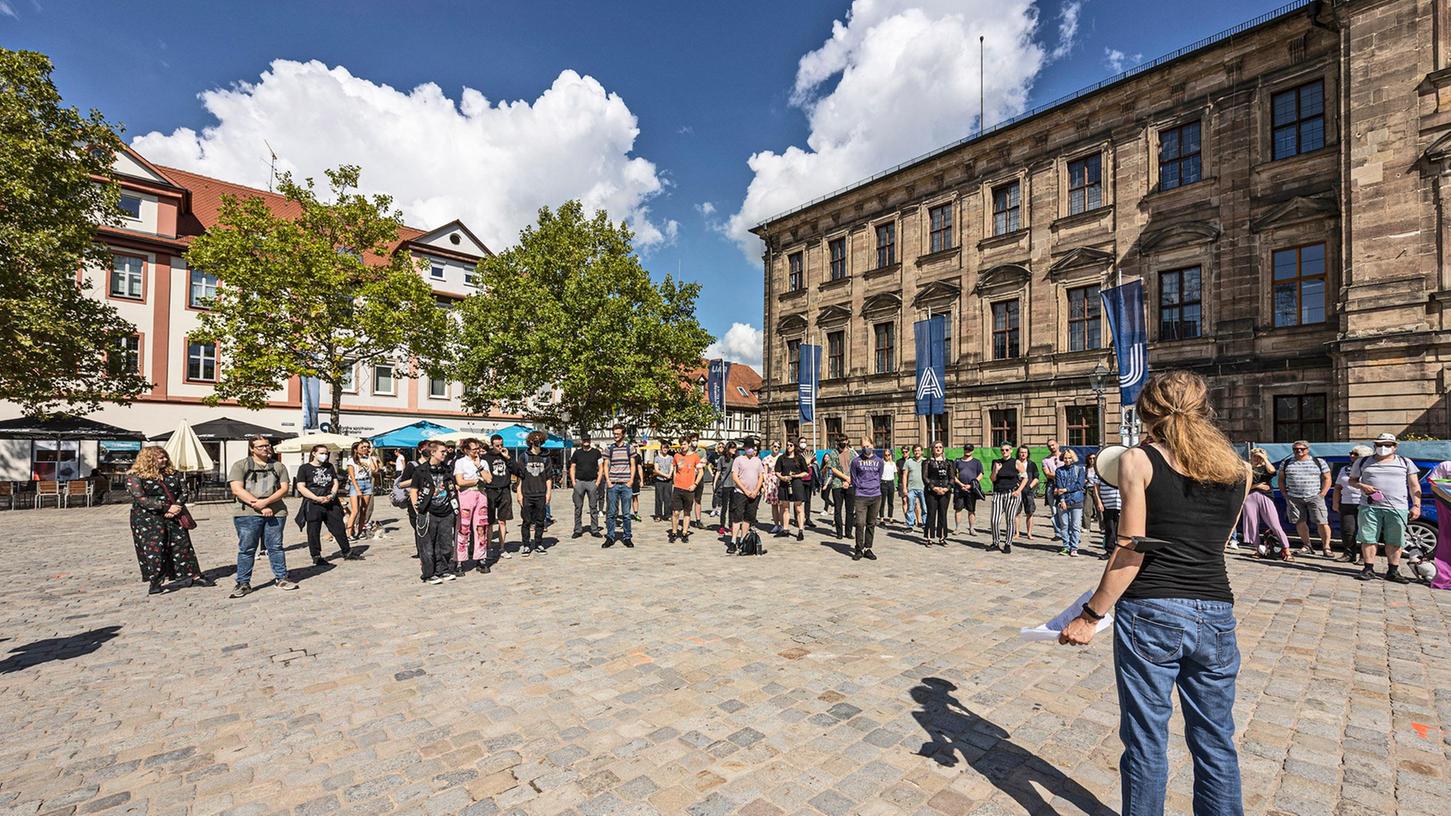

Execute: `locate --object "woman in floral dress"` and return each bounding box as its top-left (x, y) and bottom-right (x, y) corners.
top-left (127, 446), bottom-right (209, 595)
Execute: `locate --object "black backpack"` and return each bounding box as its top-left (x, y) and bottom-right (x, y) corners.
top-left (738, 529), bottom-right (766, 556)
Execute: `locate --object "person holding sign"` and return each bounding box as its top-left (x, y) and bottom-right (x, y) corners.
top-left (1058, 371), bottom-right (1250, 815)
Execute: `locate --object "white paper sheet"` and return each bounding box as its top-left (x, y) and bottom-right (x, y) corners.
top-left (1019, 590), bottom-right (1114, 641)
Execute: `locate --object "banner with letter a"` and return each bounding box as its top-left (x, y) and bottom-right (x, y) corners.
top-left (913, 315), bottom-right (946, 416)
top-left (797, 344), bottom-right (821, 423)
top-left (1101, 279), bottom-right (1148, 443)
top-left (707, 359), bottom-right (732, 415)
top-left (301, 375), bottom-right (321, 431)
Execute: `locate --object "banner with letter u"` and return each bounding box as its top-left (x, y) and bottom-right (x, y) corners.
top-left (301, 375), bottom-right (321, 431)
top-left (1101, 279), bottom-right (1148, 442)
top-left (913, 315), bottom-right (946, 416)
top-left (707, 359), bottom-right (731, 415)
top-left (798, 344), bottom-right (821, 423)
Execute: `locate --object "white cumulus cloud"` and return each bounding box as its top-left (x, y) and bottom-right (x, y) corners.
top-left (705, 323), bottom-right (763, 369)
top-left (131, 60), bottom-right (675, 250)
top-left (1104, 47), bottom-right (1142, 74)
top-left (726, 1), bottom-right (1049, 257)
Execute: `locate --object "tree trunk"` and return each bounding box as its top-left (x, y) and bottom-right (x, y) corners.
top-left (328, 378), bottom-right (342, 431)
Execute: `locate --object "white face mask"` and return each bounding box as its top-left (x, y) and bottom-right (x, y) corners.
top-left (1376, 445), bottom-right (1395, 456)
top-left (313, 452), bottom-right (329, 463)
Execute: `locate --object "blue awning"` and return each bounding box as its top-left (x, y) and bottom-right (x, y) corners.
top-left (368, 421), bottom-right (459, 449)
top-left (492, 423), bottom-right (571, 449)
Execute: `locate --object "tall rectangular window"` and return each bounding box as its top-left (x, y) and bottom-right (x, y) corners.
top-left (873, 321), bottom-right (896, 373)
top-left (118, 194), bottom-right (142, 220)
top-left (928, 203), bottom-right (954, 253)
top-left (339, 361), bottom-right (357, 393)
top-left (992, 182), bottom-right (1021, 235)
top-left (826, 330), bottom-right (845, 379)
top-left (824, 417), bottom-right (842, 444)
top-left (1273, 394), bottom-right (1327, 442)
top-left (989, 409), bottom-right (1017, 448)
top-left (1159, 266), bottom-right (1202, 341)
top-left (1272, 80), bottom-right (1325, 161)
top-left (1067, 285), bottom-right (1102, 352)
top-left (188, 268), bottom-right (218, 308)
top-left (428, 377), bottom-right (448, 398)
top-left (992, 300), bottom-right (1020, 360)
top-left (1159, 120), bottom-right (1202, 191)
top-left (870, 414), bottom-right (892, 449)
top-left (931, 413), bottom-right (949, 447)
top-left (116, 335), bottom-right (140, 374)
top-left (186, 341), bottom-right (216, 382)
top-left (110, 254), bottom-right (144, 299)
top-left (875, 222), bottom-right (896, 268)
top-left (928, 309), bottom-right (953, 364)
top-left (1066, 405), bottom-right (1100, 447)
top-left (785, 419), bottom-right (801, 442)
top-left (786, 338), bottom-right (801, 384)
top-left (828, 237), bottom-right (846, 280)
top-left (1067, 154), bottom-right (1102, 215)
top-left (1272, 243), bottom-right (1327, 328)
top-left (372, 364), bottom-right (395, 395)
top-left (787, 252), bottom-right (803, 291)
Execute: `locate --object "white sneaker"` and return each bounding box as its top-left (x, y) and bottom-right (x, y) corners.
top-left (427, 576), bottom-right (444, 585)
top-left (443, 572), bottom-right (457, 581)
top-left (502, 550), bottom-right (513, 559)
top-left (1227, 542), bottom-right (1241, 550)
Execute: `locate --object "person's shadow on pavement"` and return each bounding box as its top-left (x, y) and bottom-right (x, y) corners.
top-left (909, 676), bottom-right (1114, 816)
top-left (0, 625), bottom-right (121, 674)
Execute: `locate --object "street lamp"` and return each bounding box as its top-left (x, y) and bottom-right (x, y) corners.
top-left (1090, 362), bottom-right (1109, 446)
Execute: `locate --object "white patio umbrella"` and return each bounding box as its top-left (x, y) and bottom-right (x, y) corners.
top-left (275, 432), bottom-right (359, 454)
top-left (162, 419), bottom-right (214, 473)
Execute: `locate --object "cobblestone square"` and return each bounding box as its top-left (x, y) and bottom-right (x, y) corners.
top-left (2, 497), bottom-right (1449, 815)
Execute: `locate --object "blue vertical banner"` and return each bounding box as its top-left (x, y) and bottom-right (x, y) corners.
top-left (707, 359), bottom-right (732, 415)
top-left (913, 315), bottom-right (946, 416)
top-left (1101, 278), bottom-right (1148, 442)
top-left (301, 375), bottom-right (321, 430)
top-left (798, 344), bottom-right (821, 423)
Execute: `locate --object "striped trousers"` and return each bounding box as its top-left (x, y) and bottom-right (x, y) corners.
top-left (990, 492), bottom-right (1021, 548)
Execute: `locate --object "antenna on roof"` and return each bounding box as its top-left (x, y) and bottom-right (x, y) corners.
top-left (264, 140), bottom-right (278, 192)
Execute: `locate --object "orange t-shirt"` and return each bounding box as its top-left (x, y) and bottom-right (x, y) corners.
top-left (673, 452), bottom-right (701, 490)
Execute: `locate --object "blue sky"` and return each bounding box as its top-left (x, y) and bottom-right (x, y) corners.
top-left (5, 0), bottom-right (1283, 365)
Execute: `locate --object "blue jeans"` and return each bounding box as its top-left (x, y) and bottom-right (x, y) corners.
top-left (234, 515), bottom-right (288, 586)
top-left (606, 485), bottom-right (633, 540)
top-left (1114, 598), bottom-right (1242, 816)
top-left (1056, 506), bottom-right (1083, 551)
top-left (904, 488), bottom-right (924, 526)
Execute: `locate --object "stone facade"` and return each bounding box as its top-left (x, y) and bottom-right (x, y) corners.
top-left (753, 0), bottom-right (1451, 450)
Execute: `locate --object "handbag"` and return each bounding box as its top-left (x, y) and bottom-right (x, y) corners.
top-left (158, 478), bottom-right (197, 530)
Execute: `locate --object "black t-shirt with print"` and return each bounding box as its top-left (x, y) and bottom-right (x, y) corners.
top-left (481, 451), bottom-right (511, 492)
top-left (295, 462), bottom-right (339, 499)
top-left (512, 450), bottom-right (555, 496)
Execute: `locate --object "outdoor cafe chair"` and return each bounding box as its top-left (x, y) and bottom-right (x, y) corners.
top-left (34, 480), bottom-right (61, 509)
top-left (63, 479), bottom-right (92, 508)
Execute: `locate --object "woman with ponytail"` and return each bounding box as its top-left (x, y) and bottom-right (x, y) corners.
top-left (1059, 371), bottom-right (1249, 815)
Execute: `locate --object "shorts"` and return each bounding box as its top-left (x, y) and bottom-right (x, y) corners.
top-left (350, 478), bottom-right (373, 498)
top-left (1021, 492), bottom-right (1036, 516)
top-left (786, 479), bottom-right (808, 502)
top-left (954, 489), bottom-right (978, 512)
top-left (521, 494), bottom-right (547, 526)
top-left (1357, 506), bottom-right (1409, 547)
top-left (485, 488), bottom-right (513, 521)
top-left (731, 490), bottom-right (760, 523)
top-left (1286, 494), bottom-right (1328, 526)
top-left (693, 479), bottom-right (705, 499)
top-left (672, 487), bottom-right (695, 513)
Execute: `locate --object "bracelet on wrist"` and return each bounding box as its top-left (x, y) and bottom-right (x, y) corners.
top-left (1080, 603), bottom-right (1105, 622)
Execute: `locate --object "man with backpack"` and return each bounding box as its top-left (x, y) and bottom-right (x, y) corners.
top-left (1347, 433), bottom-right (1423, 583)
top-left (408, 441), bottom-right (459, 584)
top-left (227, 435), bottom-right (296, 598)
top-left (512, 431), bottom-right (555, 556)
top-left (1278, 441), bottom-right (1333, 557)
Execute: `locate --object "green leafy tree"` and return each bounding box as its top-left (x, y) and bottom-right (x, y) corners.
top-left (0, 49), bottom-right (148, 416)
top-left (185, 165), bottom-right (448, 428)
top-left (454, 201), bottom-right (716, 435)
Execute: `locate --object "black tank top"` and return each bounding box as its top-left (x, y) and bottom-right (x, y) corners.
top-left (1122, 445), bottom-right (1246, 604)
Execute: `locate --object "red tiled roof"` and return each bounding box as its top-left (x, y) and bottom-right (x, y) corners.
top-left (687, 362), bottom-right (761, 410)
top-left (156, 165), bottom-right (426, 256)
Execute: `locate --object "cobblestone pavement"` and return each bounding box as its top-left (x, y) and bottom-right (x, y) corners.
top-left (2, 496), bottom-right (1449, 816)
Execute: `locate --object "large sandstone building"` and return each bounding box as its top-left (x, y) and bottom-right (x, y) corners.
top-left (753, 0), bottom-right (1449, 450)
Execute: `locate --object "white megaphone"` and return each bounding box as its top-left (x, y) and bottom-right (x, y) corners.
top-left (1095, 444), bottom-right (1133, 489)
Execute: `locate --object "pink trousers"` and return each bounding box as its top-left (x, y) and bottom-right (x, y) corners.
top-left (457, 489), bottom-right (490, 563)
top-left (1241, 491), bottom-right (1290, 551)
top-left (1433, 497), bottom-right (1451, 590)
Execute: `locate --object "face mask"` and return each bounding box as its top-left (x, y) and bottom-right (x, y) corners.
top-left (860, 447), bottom-right (872, 457)
top-left (313, 452), bottom-right (329, 463)
top-left (1377, 445), bottom-right (1395, 456)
